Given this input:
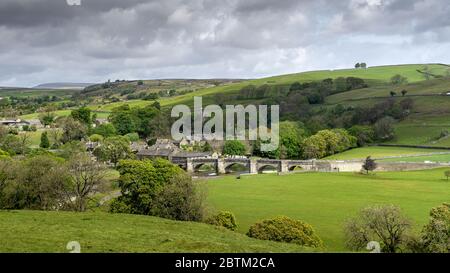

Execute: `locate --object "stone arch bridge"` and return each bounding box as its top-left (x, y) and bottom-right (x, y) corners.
top-left (172, 157), bottom-right (323, 174)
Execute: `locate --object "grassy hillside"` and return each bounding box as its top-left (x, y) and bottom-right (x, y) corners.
top-left (0, 210), bottom-right (307, 253)
top-left (206, 168), bottom-right (450, 251)
top-left (84, 64), bottom-right (449, 110)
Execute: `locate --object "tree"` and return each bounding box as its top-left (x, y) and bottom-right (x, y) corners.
top-left (418, 203), bottom-right (450, 253)
top-left (93, 123), bottom-right (117, 138)
top-left (401, 90), bottom-right (408, 97)
top-left (38, 105), bottom-right (57, 126)
top-left (355, 63), bottom-right (361, 69)
top-left (137, 80), bottom-right (144, 86)
top-left (71, 107), bottom-right (92, 126)
top-left (391, 74), bottom-right (408, 85)
top-left (344, 205), bottom-right (411, 253)
top-left (302, 134), bottom-right (327, 159)
top-left (109, 159), bottom-right (184, 215)
top-left (278, 121), bottom-right (306, 159)
top-left (40, 131), bottom-right (50, 149)
top-left (8, 155), bottom-right (70, 210)
top-left (360, 63), bottom-right (367, 69)
top-left (93, 136), bottom-right (133, 167)
top-left (59, 117), bottom-right (87, 144)
top-left (445, 170), bottom-right (450, 181)
top-left (348, 125), bottom-right (375, 147)
top-left (151, 173), bottom-right (206, 222)
top-left (223, 140), bottom-right (246, 156)
top-left (362, 156), bottom-right (377, 174)
top-left (374, 116), bottom-right (396, 141)
top-left (66, 152), bottom-right (107, 212)
top-left (390, 91), bottom-right (397, 97)
top-left (57, 141), bottom-right (86, 160)
top-left (125, 133), bottom-right (140, 142)
top-left (109, 106), bottom-right (136, 135)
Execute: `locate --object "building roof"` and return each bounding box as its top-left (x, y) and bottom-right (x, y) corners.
top-left (136, 139), bottom-right (213, 158)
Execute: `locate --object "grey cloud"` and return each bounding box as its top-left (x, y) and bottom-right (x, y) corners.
top-left (0, 0), bottom-right (449, 87)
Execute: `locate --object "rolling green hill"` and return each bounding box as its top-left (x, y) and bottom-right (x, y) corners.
top-left (0, 210), bottom-right (307, 253)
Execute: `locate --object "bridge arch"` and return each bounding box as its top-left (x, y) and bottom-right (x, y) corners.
top-left (224, 162), bottom-right (249, 173)
top-left (193, 162), bottom-right (216, 173)
top-left (257, 164), bottom-right (279, 173)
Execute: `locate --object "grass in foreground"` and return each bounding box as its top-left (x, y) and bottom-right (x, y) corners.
top-left (206, 168), bottom-right (450, 251)
top-left (0, 210), bottom-right (307, 253)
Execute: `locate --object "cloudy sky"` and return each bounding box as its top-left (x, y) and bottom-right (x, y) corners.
top-left (0, 0), bottom-right (449, 87)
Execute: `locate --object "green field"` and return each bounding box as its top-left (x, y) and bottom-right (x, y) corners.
top-left (0, 210), bottom-right (307, 253)
top-left (324, 146), bottom-right (448, 160)
top-left (378, 154), bottom-right (450, 163)
top-left (206, 169), bottom-right (450, 251)
top-left (19, 110), bottom-right (110, 120)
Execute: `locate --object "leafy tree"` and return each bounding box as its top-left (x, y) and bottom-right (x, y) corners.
top-left (109, 106), bottom-right (137, 135)
top-left (334, 77), bottom-right (348, 92)
top-left (93, 123), bottom-right (117, 138)
top-left (93, 136), bottom-right (133, 167)
top-left (0, 155), bottom-right (70, 210)
top-left (289, 82), bottom-right (303, 92)
top-left (391, 74), bottom-right (408, 85)
top-left (302, 134), bottom-right (327, 159)
top-left (40, 132), bottom-right (50, 149)
top-left (125, 133), bottom-right (140, 142)
top-left (71, 107), bottom-right (92, 126)
top-left (344, 205), bottom-right (411, 253)
top-left (59, 117), bottom-right (87, 144)
top-left (360, 63), bottom-right (367, 69)
top-left (348, 125), bottom-right (375, 146)
top-left (247, 216), bottom-right (323, 248)
top-left (401, 89), bottom-right (408, 96)
top-left (390, 91), bottom-right (397, 97)
top-left (374, 116), bottom-right (396, 141)
top-left (1, 134), bottom-right (28, 155)
top-left (110, 159), bottom-right (183, 215)
top-left (223, 140), bottom-right (246, 156)
top-left (445, 170), bottom-right (450, 181)
top-left (151, 173), bottom-right (206, 222)
top-left (362, 156), bottom-right (377, 174)
top-left (355, 63), bottom-right (361, 69)
top-left (418, 203), bottom-right (450, 253)
top-left (278, 122), bottom-right (306, 159)
top-left (38, 105), bottom-right (57, 126)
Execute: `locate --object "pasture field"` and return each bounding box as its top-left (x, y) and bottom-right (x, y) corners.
top-left (378, 154), bottom-right (450, 163)
top-left (0, 210), bottom-right (307, 253)
top-left (206, 169), bottom-right (450, 251)
top-left (19, 110), bottom-right (110, 120)
top-left (323, 146), bottom-right (448, 160)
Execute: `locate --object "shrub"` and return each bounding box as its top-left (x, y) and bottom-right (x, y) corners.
top-left (206, 211), bottom-right (238, 231)
top-left (247, 216), bottom-right (323, 248)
